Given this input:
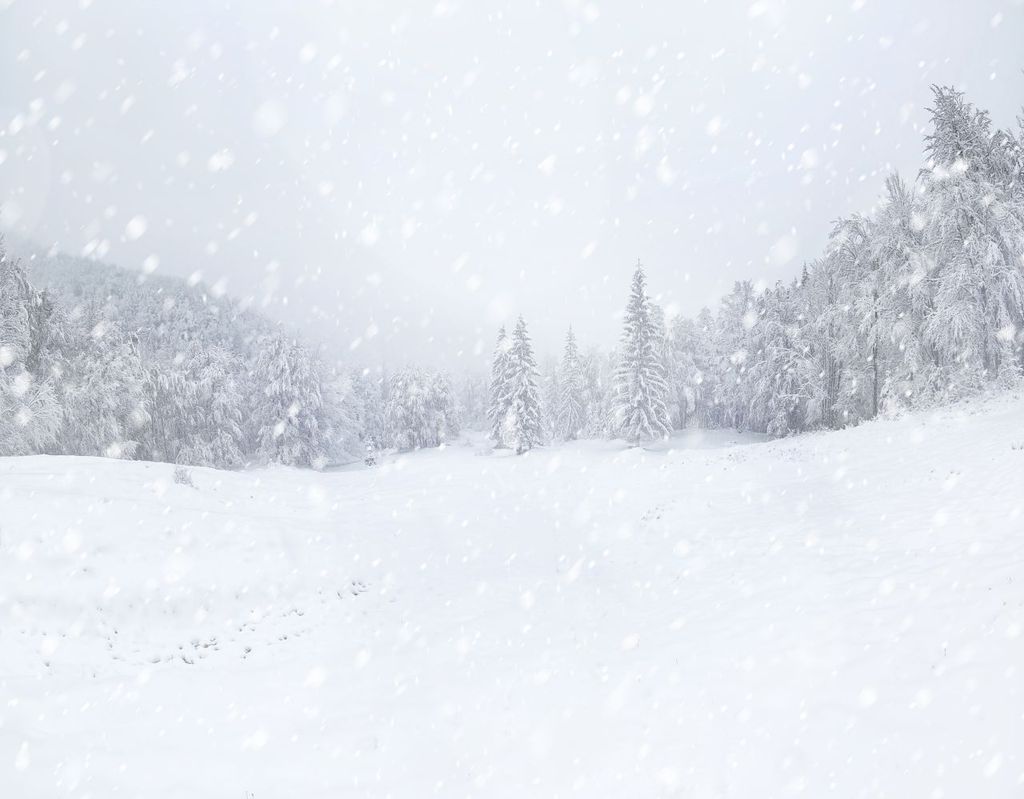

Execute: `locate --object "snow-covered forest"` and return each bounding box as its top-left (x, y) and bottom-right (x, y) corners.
top-left (4, 87), bottom-right (1023, 464)
top-left (3, 2), bottom-right (1024, 797)
top-left (0, 238), bottom-right (461, 467)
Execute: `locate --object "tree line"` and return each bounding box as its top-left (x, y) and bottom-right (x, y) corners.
top-left (0, 241), bottom-right (465, 468)
top-left (487, 86), bottom-right (1024, 451)
top-left (2, 86), bottom-right (1022, 466)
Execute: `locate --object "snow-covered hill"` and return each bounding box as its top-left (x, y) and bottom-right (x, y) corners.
top-left (2, 394), bottom-right (1023, 797)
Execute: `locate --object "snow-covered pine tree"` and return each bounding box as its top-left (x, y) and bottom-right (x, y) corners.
top-left (503, 316), bottom-right (543, 454)
top-left (486, 326), bottom-right (512, 447)
top-left (556, 326), bottom-right (586, 440)
top-left (612, 263), bottom-right (671, 445)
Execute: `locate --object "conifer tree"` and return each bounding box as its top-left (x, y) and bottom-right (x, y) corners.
top-left (556, 326), bottom-right (586, 440)
top-left (487, 326), bottom-right (512, 447)
top-left (612, 263), bottom-right (671, 445)
top-left (504, 316), bottom-right (543, 454)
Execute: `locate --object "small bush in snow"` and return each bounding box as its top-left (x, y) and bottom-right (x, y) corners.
top-left (173, 465), bottom-right (195, 488)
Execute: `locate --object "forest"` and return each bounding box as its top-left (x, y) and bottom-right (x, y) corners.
top-left (2, 86), bottom-right (1022, 468)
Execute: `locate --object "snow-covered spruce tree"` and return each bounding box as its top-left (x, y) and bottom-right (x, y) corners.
top-left (503, 316), bottom-right (543, 454)
top-left (486, 326), bottom-right (512, 447)
top-left (556, 326), bottom-right (586, 440)
top-left (611, 264), bottom-right (671, 445)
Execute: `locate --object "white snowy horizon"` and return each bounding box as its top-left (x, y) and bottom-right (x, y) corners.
top-left (1, 0), bottom-right (1022, 370)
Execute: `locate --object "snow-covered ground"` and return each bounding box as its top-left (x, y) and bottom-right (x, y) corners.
top-left (2, 395), bottom-right (1023, 798)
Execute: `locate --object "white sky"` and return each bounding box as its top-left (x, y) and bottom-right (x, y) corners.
top-left (1, 0), bottom-right (1022, 372)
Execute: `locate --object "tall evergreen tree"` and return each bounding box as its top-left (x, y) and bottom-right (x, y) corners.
top-left (556, 326), bottom-right (586, 440)
top-left (612, 263), bottom-right (671, 445)
top-left (503, 316), bottom-right (543, 454)
top-left (487, 326), bottom-right (512, 447)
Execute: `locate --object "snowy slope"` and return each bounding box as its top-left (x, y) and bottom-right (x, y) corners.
top-left (1, 395), bottom-right (1023, 798)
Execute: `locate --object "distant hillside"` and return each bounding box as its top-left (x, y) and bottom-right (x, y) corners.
top-left (8, 236), bottom-right (277, 363)
top-left (1, 235), bottom-right (365, 468)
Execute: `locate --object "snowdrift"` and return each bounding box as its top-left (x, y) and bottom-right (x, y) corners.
top-left (1, 393), bottom-right (1023, 797)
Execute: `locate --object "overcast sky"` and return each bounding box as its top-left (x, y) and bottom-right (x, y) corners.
top-left (1, 0), bottom-right (1022, 371)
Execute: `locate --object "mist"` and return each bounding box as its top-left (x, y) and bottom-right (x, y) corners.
top-left (2, 0), bottom-right (1022, 371)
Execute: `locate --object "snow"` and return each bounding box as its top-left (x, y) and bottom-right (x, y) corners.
top-left (2, 394), bottom-right (1023, 796)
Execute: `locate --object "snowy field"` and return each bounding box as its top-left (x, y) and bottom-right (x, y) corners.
top-left (2, 395), bottom-right (1023, 798)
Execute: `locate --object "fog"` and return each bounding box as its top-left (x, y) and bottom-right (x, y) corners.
top-left (1, 0), bottom-right (1021, 371)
